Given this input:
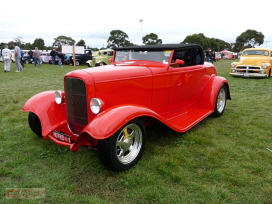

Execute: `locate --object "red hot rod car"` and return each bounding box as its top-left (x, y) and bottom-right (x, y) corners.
top-left (23, 44), bottom-right (231, 171)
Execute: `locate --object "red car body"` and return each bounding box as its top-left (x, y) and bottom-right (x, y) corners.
top-left (23, 44), bottom-right (231, 171)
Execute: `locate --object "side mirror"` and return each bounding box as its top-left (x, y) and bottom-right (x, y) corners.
top-left (171, 59), bottom-right (185, 65)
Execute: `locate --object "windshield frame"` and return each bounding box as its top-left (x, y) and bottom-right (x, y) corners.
top-left (114, 50), bottom-right (172, 64)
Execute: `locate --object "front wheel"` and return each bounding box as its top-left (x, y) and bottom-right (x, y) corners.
top-left (75, 61), bottom-right (80, 66)
top-left (28, 112), bottom-right (42, 137)
top-left (267, 69), bottom-right (271, 78)
top-left (211, 84), bottom-right (227, 117)
top-left (99, 62), bottom-right (105, 66)
top-left (98, 119), bottom-right (146, 171)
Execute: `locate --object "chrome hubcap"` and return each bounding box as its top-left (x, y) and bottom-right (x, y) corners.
top-left (115, 123), bottom-right (142, 164)
top-left (217, 88), bottom-right (226, 113)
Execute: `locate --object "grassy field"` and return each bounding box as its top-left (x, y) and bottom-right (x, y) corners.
top-left (0, 60), bottom-right (272, 204)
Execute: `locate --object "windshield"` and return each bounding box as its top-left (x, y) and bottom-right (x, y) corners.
top-left (243, 50), bottom-right (269, 56)
top-left (114, 50), bottom-right (171, 64)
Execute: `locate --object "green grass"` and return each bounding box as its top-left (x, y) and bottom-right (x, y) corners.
top-left (0, 60), bottom-right (272, 204)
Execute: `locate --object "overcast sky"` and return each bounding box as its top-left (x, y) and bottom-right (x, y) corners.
top-left (1, 0), bottom-right (272, 50)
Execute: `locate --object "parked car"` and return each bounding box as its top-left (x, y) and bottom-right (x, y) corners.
top-left (86, 49), bottom-right (113, 67)
top-left (230, 48), bottom-right (272, 78)
top-left (22, 44), bottom-right (231, 171)
top-left (66, 49), bottom-right (93, 66)
top-left (22, 56), bottom-right (43, 64)
top-left (214, 52), bottom-right (221, 61)
top-left (220, 51), bottom-right (234, 60)
top-left (40, 52), bottom-right (51, 63)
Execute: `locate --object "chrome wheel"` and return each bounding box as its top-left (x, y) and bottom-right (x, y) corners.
top-left (98, 119), bottom-right (146, 171)
top-left (217, 87), bottom-right (226, 113)
top-left (211, 84), bottom-right (227, 117)
top-left (116, 123), bottom-right (143, 164)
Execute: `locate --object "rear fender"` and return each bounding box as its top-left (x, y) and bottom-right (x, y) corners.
top-left (199, 76), bottom-right (231, 110)
top-left (22, 91), bottom-right (67, 136)
top-left (81, 105), bottom-right (162, 140)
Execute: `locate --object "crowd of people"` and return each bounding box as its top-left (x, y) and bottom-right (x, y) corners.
top-left (1, 45), bottom-right (66, 72)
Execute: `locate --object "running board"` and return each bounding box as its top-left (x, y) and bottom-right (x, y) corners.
top-left (166, 108), bottom-right (212, 132)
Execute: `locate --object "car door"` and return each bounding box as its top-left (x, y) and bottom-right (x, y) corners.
top-left (167, 48), bottom-right (206, 112)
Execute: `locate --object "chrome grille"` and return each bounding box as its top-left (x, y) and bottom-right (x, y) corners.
top-left (65, 77), bottom-right (88, 134)
top-left (235, 65), bottom-right (261, 73)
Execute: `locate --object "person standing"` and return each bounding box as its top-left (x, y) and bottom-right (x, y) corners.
top-left (2, 45), bottom-right (12, 72)
top-left (210, 51), bottom-right (215, 64)
top-left (20, 50), bottom-right (25, 68)
top-left (205, 48), bottom-right (212, 62)
top-left (33, 47), bottom-right (41, 66)
top-left (57, 51), bottom-right (64, 68)
top-left (50, 49), bottom-right (57, 65)
top-left (13, 43), bottom-right (22, 72)
top-left (0, 45), bottom-right (4, 60)
top-left (28, 49), bottom-right (33, 62)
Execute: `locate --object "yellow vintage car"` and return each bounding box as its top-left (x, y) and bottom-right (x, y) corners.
top-left (230, 48), bottom-right (272, 78)
top-left (86, 49), bottom-right (113, 67)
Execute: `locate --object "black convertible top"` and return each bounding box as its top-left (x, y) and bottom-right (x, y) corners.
top-left (114, 44), bottom-right (202, 51)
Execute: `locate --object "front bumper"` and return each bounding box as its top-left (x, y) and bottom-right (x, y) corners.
top-left (230, 72), bottom-right (268, 78)
top-left (230, 65), bottom-right (269, 78)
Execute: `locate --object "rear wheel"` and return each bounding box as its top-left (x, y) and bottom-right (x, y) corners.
top-left (98, 119), bottom-right (146, 171)
top-left (75, 61), bottom-right (80, 66)
top-left (28, 112), bottom-right (42, 137)
top-left (211, 84), bottom-right (227, 117)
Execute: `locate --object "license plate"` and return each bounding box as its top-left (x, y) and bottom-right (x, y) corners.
top-left (243, 73), bottom-right (250, 77)
top-left (53, 131), bottom-right (72, 143)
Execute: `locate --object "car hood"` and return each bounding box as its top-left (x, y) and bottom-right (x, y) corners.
top-left (239, 56), bottom-right (271, 65)
top-left (67, 64), bottom-right (154, 84)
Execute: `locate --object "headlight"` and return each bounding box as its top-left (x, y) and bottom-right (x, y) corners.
top-left (90, 98), bottom-right (102, 114)
top-left (262, 64), bottom-right (268, 69)
top-left (231, 63), bottom-right (236, 68)
top-left (55, 90), bottom-right (63, 104)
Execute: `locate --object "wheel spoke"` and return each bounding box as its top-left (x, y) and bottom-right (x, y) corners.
top-left (117, 147), bottom-right (125, 157)
top-left (116, 141), bottom-right (127, 147)
top-left (123, 127), bottom-right (130, 139)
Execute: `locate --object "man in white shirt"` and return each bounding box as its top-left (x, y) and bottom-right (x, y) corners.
top-left (2, 45), bottom-right (12, 72)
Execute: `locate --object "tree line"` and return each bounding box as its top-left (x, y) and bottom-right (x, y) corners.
top-left (0, 29), bottom-right (264, 52)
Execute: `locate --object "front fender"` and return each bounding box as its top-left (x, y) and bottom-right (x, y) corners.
top-left (22, 91), bottom-right (67, 136)
top-left (199, 76), bottom-right (231, 110)
top-left (81, 105), bottom-right (163, 139)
